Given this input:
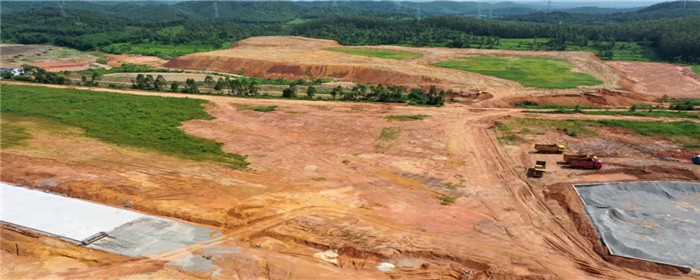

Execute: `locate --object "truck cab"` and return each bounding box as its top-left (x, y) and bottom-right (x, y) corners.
top-left (556, 144), bottom-right (566, 153)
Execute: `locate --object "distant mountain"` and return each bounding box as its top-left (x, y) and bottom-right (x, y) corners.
top-left (2, 1), bottom-right (697, 24)
top-left (503, 0), bottom-right (700, 23)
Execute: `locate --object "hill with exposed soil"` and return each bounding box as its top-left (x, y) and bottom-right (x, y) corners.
top-left (166, 36), bottom-right (647, 105)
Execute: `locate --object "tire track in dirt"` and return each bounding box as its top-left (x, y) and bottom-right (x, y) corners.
top-left (446, 111), bottom-right (658, 278)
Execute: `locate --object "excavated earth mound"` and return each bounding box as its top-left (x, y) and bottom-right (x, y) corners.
top-left (607, 62), bottom-right (700, 99)
top-left (166, 36), bottom-right (634, 104)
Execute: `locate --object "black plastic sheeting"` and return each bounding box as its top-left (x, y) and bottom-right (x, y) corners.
top-left (574, 181), bottom-right (700, 270)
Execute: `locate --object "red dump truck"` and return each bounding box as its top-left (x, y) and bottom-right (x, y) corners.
top-left (535, 144), bottom-right (566, 154)
top-left (563, 154), bottom-right (597, 163)
top-left (570, 158), bottom-right (603, 169)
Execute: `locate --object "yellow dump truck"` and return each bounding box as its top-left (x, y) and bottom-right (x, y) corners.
top-left (535, 144), bottom-right (566, 154)
top-left (563, 154), bottom-right (597, 163)
top-left (530, 160), bottom-right (547, 178)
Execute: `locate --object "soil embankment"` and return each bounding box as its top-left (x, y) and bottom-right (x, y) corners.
top-left (606, 61), bottom-right (700, 99)
top-left (166, 36), bottom-right (627, 105)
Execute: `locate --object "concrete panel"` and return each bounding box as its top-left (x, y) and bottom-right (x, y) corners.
top-left (1, 183), bottom-right (143, 242)
top-left (89, 217), bottom-right (217, 257)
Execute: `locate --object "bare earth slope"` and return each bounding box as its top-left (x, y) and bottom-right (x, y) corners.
top-left (606, 61), bottom-right (700, 99)
top-left (166, 36), bottom-right (636, 104)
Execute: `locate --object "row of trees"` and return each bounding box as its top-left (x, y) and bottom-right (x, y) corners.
top-left (132, 74), bottom-right (167, 91)
top-left (281, 83), bottom-right (446, 106)
top-left (212, 77), bottom-right (259, 96)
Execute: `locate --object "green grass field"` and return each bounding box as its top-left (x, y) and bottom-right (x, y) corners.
top-left (1, 85), bottom-right (248, 168)
top-left (379, 127), bottom-right (400, 141)
top-left (449, 38), bottom-right (657, 61)
top-left (326, 48), bottom-right (422, 60)
top-left (385, 114), bottom-right (428, 121)
top-left (692, 65), bottom-right (700, 75)
top-left (532, 109), bottom-right (700, 119)
top-left (102, 42), bottom-right (229, 58)
top-left (434, 57), bottom-right (603, 89)
top-left (598, 120), bottom-right (700, 149)
top-left (14, 46), bottom-right (99, 63)
top-left (566, 42), bottom-right (659, 61)
top-left (514, 100), bottom-right (600, 109)
top-left (0, 120), bottom-right (31, 148)
top-left (499, 117), bottom-right (699, 148)
top-left (235, 104), bottom-right (278, 112)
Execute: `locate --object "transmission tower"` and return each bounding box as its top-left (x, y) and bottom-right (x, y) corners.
top-left (416, 2), bottom-right (421, 20)
top-left (57, 0), bottom-right (67, 17)
top-left (213, 2), bottom-right (220, 19)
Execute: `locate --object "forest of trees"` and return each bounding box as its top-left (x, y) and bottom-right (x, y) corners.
top-left (292, 16), bottom-right (700, 62)
top-left (2, 1), bottom-right (698, 63)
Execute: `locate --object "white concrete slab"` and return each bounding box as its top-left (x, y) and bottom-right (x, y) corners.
top-left (1, 183), bottom-right (144, 242)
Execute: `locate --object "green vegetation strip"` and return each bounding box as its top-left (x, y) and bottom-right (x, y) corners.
top-left (692, 65), bottom-right (700, 75)
top-left (379, 127), bottom-right (400, 141)
top-left (103, 42), bottom-right (225, 58)
top-left (501, 117), bottom-right (699, 149)
top-left (326, 48), bottom-right (422, 60)
top-left (434, 57), bottom-right (602, 89)
top-left (1, 85), bottom-right (247, 168)
top-left (385, 114), bottom-right (428, 121)
top-left (514, 100), bottom-right (600, 109)
top-left (235, 104), bottom-right (278, 112)
top-left (531, 109), bottom-right (700, 119)
top-left (0, 121), bottom-right (31, 148)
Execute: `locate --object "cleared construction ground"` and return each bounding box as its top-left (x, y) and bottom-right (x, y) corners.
top-left (2, 36), bottom-right (700, 279)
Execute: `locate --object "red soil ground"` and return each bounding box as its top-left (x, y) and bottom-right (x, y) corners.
top-left (607, 61), bottom-right (700, 99)
top-left (2, 81), bottom-right (698, 279)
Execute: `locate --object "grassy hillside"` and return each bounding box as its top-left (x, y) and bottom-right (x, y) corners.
top-left (326, 48), bottom-right (422, 60)
top-left (1, 85), bottom-right (248, 169)
top-left (434, 57), bottom-right (602, 89)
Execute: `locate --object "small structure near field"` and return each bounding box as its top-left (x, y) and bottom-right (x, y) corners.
top-left (574, 181), bottom-right (700, 271)
top-left (0, 67), bottom-right (24, 77)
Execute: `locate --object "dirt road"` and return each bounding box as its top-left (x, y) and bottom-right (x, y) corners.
top-left (2, 81), bottom-right (698, 279)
